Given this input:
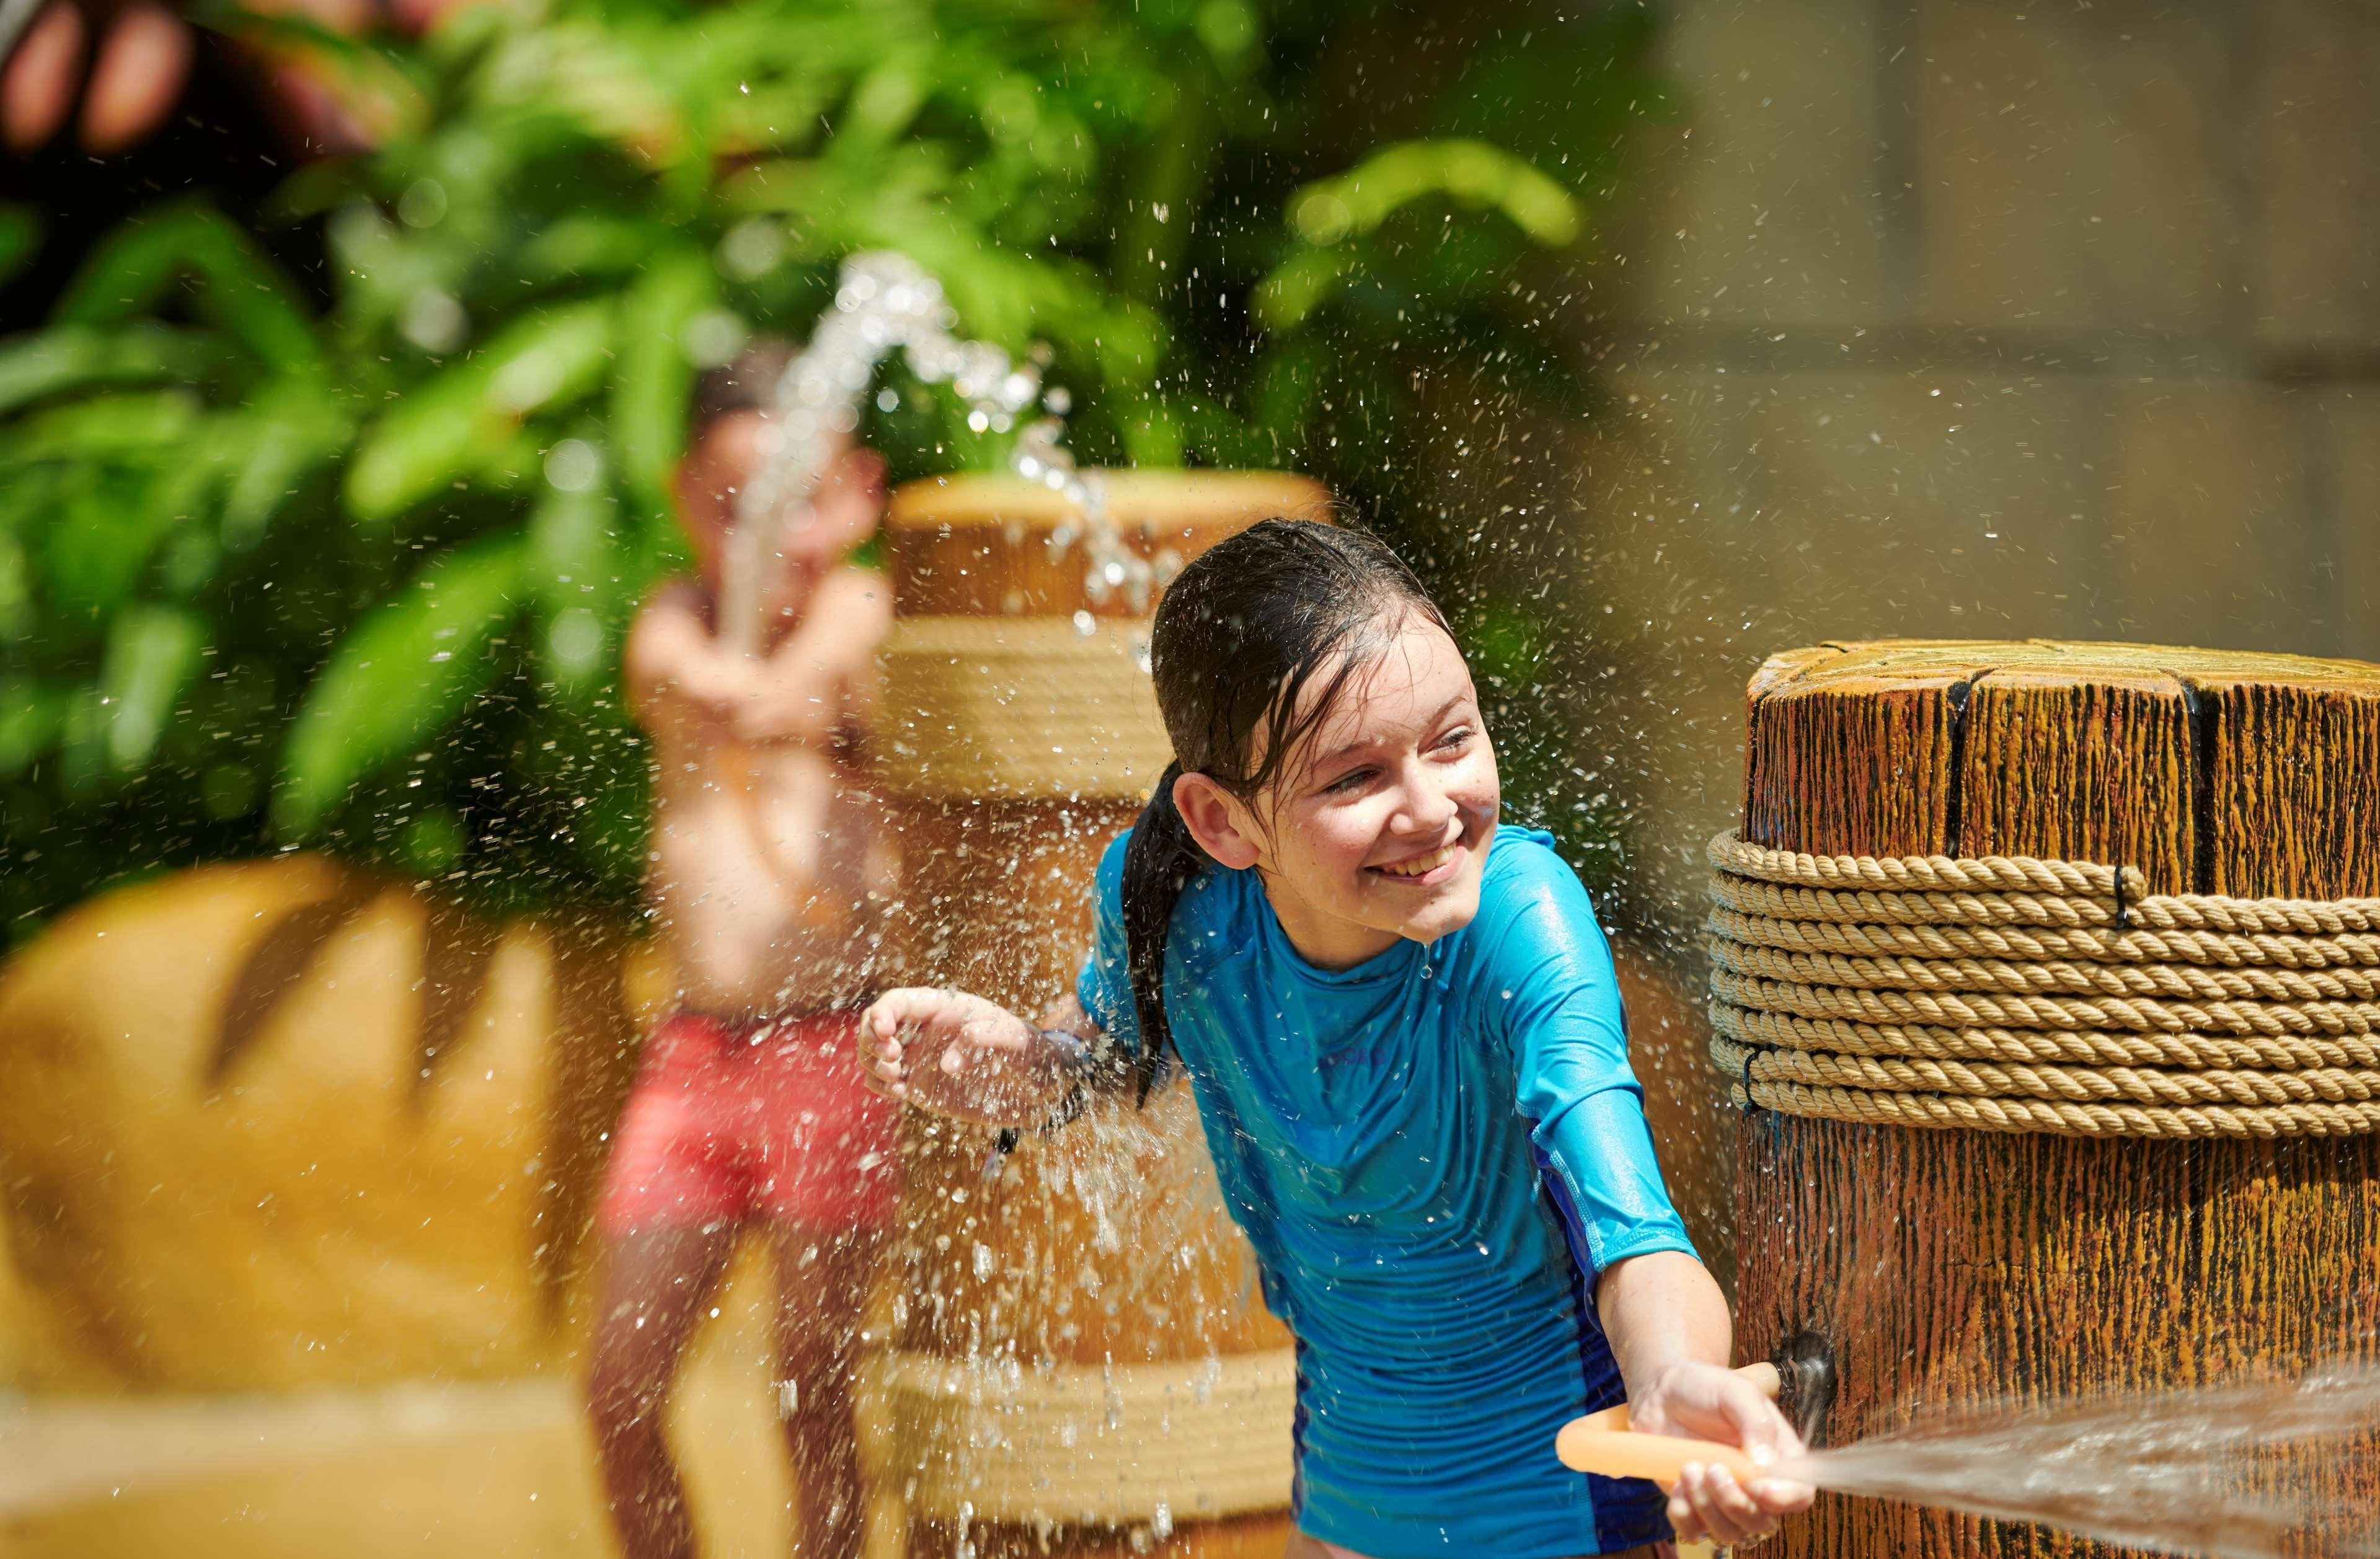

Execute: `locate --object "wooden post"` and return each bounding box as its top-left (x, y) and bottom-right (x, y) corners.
top-left (1732, 642), bottom-right (2380, 1552)
top-left (1732, 640), bottom-right (2380, 1558)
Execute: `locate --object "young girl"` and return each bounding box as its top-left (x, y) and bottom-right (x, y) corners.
top-left (859, 520), bottom-right (1812, 1558)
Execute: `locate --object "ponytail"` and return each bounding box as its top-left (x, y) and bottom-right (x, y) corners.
top-left (1120, 761), bottom-right (1204, 1102)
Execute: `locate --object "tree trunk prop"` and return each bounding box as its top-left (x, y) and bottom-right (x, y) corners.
top-left (877, 470), bottom-right (1324, 1559)
top-left (1730, 640), bottom-right (2380, 1558)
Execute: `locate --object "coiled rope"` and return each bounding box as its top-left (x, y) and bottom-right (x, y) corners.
top-left (878, 616), bottom-right (1169, 800)
top-left (884, 1347), bottom-right (1295, 1525)
top-left (1706, 832), bottom-right (2380, 1139)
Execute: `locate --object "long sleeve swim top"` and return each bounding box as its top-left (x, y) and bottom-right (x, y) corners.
top-left (1076, 823), bottom-right (1699, 1558)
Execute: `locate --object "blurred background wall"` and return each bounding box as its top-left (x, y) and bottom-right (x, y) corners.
top-left (1537, 0), bottom-right (2380, 930)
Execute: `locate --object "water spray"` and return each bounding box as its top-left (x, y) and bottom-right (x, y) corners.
top-left (721, 251), bottom-right (1159, 655)
top-left (1556, 1358), bottom-right (2380, 1559)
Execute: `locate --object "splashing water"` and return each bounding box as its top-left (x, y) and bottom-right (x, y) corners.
top-left (1779, 1364), bottom-right (2380, 1559)
top-left (722, 251), bottom-right (1149, 653)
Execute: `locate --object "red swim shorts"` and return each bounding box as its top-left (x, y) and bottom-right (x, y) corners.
top-left (595, 1010), bottom-right (903, 1236)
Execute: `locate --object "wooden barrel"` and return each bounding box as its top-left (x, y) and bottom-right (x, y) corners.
top-left (1729, 640), bottom-right (2380, 1558)
top-left (875, 470), bottom-right (1326, 1558)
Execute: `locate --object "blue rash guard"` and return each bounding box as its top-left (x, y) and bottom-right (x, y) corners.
top-left (1075, 823), bottom-right (1699, 1558)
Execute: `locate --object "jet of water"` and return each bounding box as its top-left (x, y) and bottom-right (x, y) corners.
top-left (721, 251), bottom-right (1149, 655)
top-left (1777, 1364), bottom-right (2380, 1559)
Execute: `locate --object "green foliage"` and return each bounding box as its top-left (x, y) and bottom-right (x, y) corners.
top-left (0, 0), bottom-right (1663, 938)
top-left (275, 529), bottom-right (527, 836)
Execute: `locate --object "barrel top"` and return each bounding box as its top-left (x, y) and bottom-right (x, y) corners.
top-left (1742, 637), bottom-right (2380, 898)
top-left (887, 469), bottom-right (1331, 532)
top-left (1754, 638), bottom-right (2380, 697)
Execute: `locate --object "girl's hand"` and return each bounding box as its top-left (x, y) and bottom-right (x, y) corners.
top-left (1632, 1360), bottom-right (1816, 1548)
top-left (859, 987), bottom-right (1068, 1126)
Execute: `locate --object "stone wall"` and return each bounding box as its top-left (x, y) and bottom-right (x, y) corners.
top-left (1489, 0), bottom-right (2380, 1268)
top-left (1554, 0), bottom-right (2380, 921)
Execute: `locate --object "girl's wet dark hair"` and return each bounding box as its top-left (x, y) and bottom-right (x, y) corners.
top-left (1121, 518), bottom-right (1450, 1098)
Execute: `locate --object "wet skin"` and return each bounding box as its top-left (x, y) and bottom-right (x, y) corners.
top-left (586, 1222), bottom-right (882, 1559)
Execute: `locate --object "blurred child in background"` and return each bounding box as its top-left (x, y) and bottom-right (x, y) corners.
top-left (585, 347), bottom-right (899, 1559)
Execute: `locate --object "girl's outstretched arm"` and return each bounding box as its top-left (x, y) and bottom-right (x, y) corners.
top-left (1596, 1250), bottom-right (1816, 1547)
top-left (858, 987), bottom-right (1107, 1127)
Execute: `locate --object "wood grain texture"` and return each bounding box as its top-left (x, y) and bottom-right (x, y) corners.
top-left (1732, 638), bottom-right (2380, 1558)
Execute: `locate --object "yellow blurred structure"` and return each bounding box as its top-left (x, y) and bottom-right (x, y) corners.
top-left (0, 1249), bottom-right (906, 1558)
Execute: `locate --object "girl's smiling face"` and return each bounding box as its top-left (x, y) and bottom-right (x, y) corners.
top-left (1175, 612), bottom-right (1500, 970)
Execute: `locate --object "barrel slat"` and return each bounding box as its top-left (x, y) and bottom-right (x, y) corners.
top-left (2191, 672), bottom-right (2380, 899)
top-left (885, 471), bottom-right (1328, 618)
top-left (1745, 655), bottom-right (1963, 856)
top-left (1958, 666), bottom-right (2194, 894)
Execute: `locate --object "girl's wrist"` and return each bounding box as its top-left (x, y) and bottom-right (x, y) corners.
top-left (1034, 1025), bottom-right (1108, 1129)
top-left (1626, 1353), bottom-right (1722, 1408)
top-left (1626, 1357), bottom-right (1682, 1405)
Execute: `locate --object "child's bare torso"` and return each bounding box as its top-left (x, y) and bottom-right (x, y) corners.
top-left (632, 570), bottom-right (897, 1017)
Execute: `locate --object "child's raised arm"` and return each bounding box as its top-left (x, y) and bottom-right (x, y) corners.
top-left (858, 987), bottom-right (1109, 1128)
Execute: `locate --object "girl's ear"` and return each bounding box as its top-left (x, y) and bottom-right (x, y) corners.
top-left (1172, 771), bottom-right (1262, 871)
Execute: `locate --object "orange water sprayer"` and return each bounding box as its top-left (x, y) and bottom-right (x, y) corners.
top-left (1554, 1362), bottom-right (1781, 1491)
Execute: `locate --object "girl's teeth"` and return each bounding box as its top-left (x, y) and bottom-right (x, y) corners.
top-left (1380, 842), bottom-right (1454, 878)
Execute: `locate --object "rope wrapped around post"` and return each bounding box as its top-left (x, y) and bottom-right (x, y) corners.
top-left (1705, 831), bottom-right (2380, 1139)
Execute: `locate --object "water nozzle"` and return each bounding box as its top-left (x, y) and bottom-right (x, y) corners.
top-left (1771, 1329), bottom-right (1838, 1449)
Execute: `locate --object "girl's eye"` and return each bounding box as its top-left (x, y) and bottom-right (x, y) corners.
top-left (1435, 727), bottom-right (1474, 753)
top-left (1325, 767), bottom-right (1374, 795)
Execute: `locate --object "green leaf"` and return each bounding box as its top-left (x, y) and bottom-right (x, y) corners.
top-left (473, 18), bottom-right (683, 162)
top-left (0, 678), bottom-right (64, 777)
top-left (1, 388), bottom-right (200, 466)
top-left (0, 531), bottom-right (29, 642)
top-left (842, 59), bottom-right (929, 145)
top-left (485, 299), bottom-right (615, 415)
top-left (56, 686), bottom-right (106, 797)
top-left (1192, 0), bottom-right (1259, 71)
top-left (273, 531), bottom-right (526, 836)
top-left (54, 201), bottom-right (322, 370)
top-left (345, 299), bottom-right (614, 521)
top-left (219, 388), bottom-right (353, 550)
top-left (400, 806), bottom-right (469, 873)
top-left (98, 605), bottom-right (206, 775)
top-left (343, 374), bottom-right (487, 522)
top-left (1288, 140), bottom-right (1582, 249)
top-left (41, 459), bottom-right (191, 619)
top-left (1260, 140), bottom-right (1583, 329)
top-left (1250, 245), bottom-right (1357, 332)
top-left (520, 214), bottom-right (672, 282)
top-left (528, 480), bottom-right (626, 696)
top-left (608, 247), bottom-right (715, 508)
top-left (0, 325), bottom-right (232, 417)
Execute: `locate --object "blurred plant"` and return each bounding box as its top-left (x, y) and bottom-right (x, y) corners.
top-left (0, 0), bottom-right (1663, 938)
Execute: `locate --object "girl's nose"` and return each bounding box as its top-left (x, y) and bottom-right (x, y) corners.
top-left (1395, 768), bottom-right (1460, 835)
